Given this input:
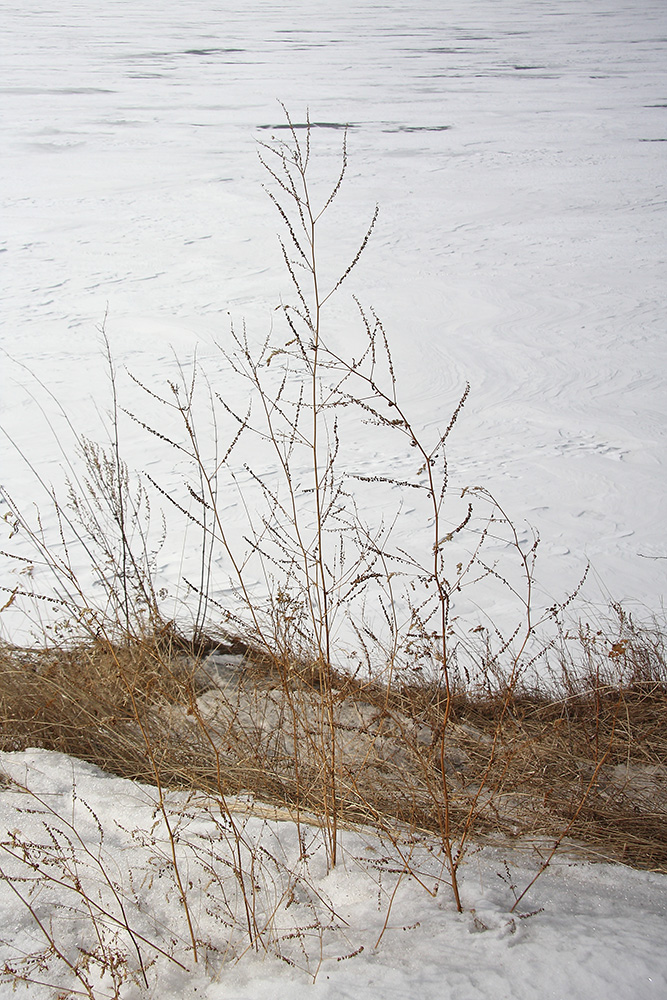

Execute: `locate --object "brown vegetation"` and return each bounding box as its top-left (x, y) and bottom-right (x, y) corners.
top-left (2, 610), bottom-right (665, 874)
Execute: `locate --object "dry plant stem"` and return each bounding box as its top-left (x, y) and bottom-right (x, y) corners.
top-left (9, 778), bottom-right (150, 986)
top-left (184, 693), bottom-right (263, 951)
top-left (1, 343), bottom-right (162, 642)
top-left (510, 707), bottom-right (618, 912)
top-left (103, 324), bottom-right (130, 637)
top-left (452, 494), bottom-right (535, 871)
top-left (268, 123), bottom-right (338, 863)
top-left (265, 123), bottom-right (465, 880)
top-left (0, 836), bottom-right (187, 971)
top-left (173, 383), bottom-right (265, 650)
top-left (373, 858), bottom-right (411, 950)
top-left (303, 140), bottom-right (338, 868)
top-left (321, 334), bottom-right (470, 907)
top-left (122, 364), bottom-right (271, 657)
top-left (102, 640), bottom-right (200, 965)
top-left (323, 324), bottom-right (594, 903)
top-left (0, 876), bottom-right (98, 999)
top-left (256, 112), bottom-right (357, 865)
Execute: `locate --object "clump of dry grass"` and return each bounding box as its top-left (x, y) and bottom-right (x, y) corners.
top-left (0, 631), bottom-right (207, 785)
top-left (1, 606), bottom-right (665, 872)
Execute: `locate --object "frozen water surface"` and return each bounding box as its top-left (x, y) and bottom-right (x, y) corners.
top-left (1, 0), bottom-right (666, 638)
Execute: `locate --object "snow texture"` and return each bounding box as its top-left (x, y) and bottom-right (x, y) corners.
top-left (1, 0), bottom-right (666, 643)
top-left (0, 749), bottom-right (666, 999)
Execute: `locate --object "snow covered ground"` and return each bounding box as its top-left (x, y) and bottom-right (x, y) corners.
top-left (1, 749), bottom-right (666, 1000)
top-left (1, 0), bottom-right (666, 641)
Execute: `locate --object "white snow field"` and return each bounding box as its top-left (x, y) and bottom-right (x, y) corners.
top-left (1, 1), bottom-right (666, 996)
top-left (1, 0), bottom-right (666, 636)
top-left (0, 749), bottom-right (666, 1000)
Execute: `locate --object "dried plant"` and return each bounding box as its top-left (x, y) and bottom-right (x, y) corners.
top-left (1, 110), bottom-right (665, 994)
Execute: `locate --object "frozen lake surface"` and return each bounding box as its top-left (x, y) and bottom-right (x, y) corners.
top-left (1, 0), bottom-right (666, 642)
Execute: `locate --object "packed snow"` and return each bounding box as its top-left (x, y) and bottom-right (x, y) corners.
top-left (1, 1), bottom-right (666, 995)
top-left (0, 749), bottom-right (666, 999)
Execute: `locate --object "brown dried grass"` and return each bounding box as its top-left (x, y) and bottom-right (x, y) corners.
top-left (1, 621), bottom-right (665, 872)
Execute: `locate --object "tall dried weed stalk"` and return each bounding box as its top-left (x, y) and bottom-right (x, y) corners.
top-left (115, 112), bottom-right (490, 899)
